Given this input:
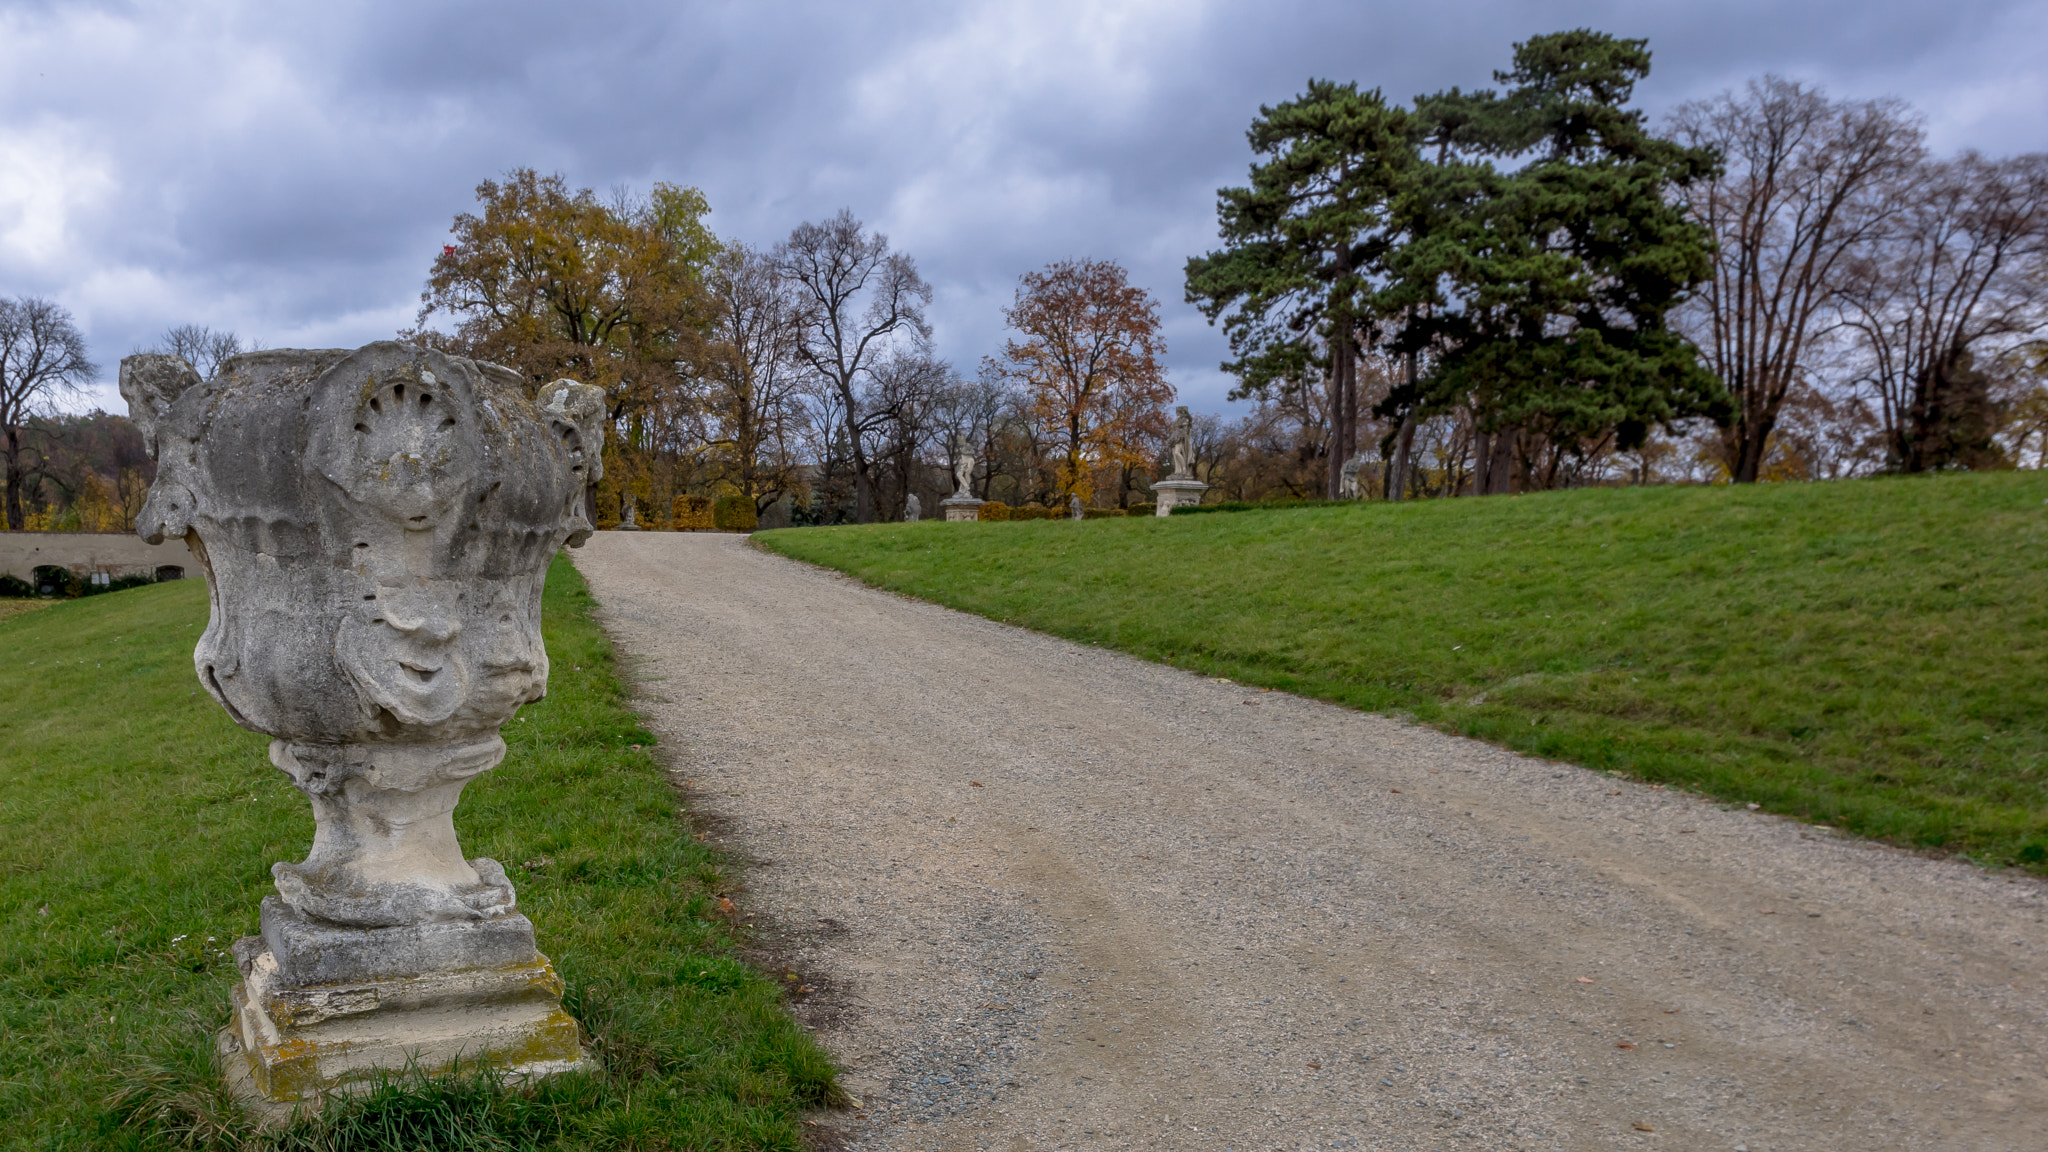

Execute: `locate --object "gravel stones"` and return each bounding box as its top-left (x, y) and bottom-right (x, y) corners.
top-left (575, 533), bottom-right (2047, 1151)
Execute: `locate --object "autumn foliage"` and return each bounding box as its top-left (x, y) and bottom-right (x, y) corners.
top-left (993, 259), bottom-right (1174, 504)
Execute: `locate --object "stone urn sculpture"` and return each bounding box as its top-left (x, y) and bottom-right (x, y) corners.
top-left (119, 341), bottom-right (606, 1106)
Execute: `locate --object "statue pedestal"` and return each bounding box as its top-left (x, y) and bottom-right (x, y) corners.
top-left (1149, 478), bottom-right (1210, 516)
top-left (223, 899), bottom-right (590, 1109)
top-left (941, 496), bottom-right (985, 523)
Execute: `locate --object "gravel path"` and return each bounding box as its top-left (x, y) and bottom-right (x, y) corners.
top-left (571, 532), bottom-right (2045, 1152)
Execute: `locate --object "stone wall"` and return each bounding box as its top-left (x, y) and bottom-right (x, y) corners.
top-left (0, 531), bottom-right (184, 583)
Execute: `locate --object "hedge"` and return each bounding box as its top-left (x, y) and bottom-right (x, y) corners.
top-left (1123, 503), bottom-right (1156, 518)
top-left (712, 495), bottom-right (759, 531)
top-left (1168, 498), bottom-right (1355, 516)
top-left (1084, 507), bottom-right (1127, 519)
top-left (673, 494), bottom-right (715, 530)
top-left (978, 501), bottom-right (1011, 521)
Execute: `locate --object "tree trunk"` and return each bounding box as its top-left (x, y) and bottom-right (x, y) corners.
top-left (842, 395), bottom-right (874, 523)
top-left (1342, 336), bottom-right (1358, 484)
top-left (1389, 411), bottom-right (1417, 501)
top-left (1482, 426), bottom-right (1516, 495)
top-left (1325, 337), bottom-right (1357, 500)
top-left (4, 424), bottom-right (22, 530)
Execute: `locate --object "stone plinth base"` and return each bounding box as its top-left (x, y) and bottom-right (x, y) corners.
top-left (1149, 478), bottom-right (1210, 516)
top-left (225, 902), bottom-right (591, 1107)
top-left (941, 496), bottom-right (985, 522)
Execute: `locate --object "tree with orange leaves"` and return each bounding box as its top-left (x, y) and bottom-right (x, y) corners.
top-left (993, 258), bottom-right (1174, 506)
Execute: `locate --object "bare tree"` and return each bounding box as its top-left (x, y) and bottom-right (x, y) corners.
top-left (0, 297), bottom-right (98, 529)
top-left (152, 324), bottom-right (248, 379)
top-left (703, 245), bottom-right (807, 515)
top-left (774, 210), bottom-right (932, 522)
top-left (1670, 77), bottom-right (1925, 482)
top-left (1839, 152), bottom-right (2048, 470)
top-left (863, 351), bottom-right (955, 520)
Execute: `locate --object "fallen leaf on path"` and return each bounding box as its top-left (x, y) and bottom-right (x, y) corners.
top-left (970, 781), bottom-right (983, 787)
top-left (1306, 1062), bottom-right (1320, 1069)
top-left (1608, 790), bottom-right (1621, 796)
top-left (1576, 977), bottom-right (1594, 984)
top-left (1678, 829), bottom-right (1697, 834)
top-left (1759, 909), bottom-right (1775, 915)
top-left (1664, 1008), bottom-right (1682, 1014)
top-left (1390, 789), bottom-right (1401, 794)
top-left (1616, 1042), bottom-right (1636, 1050)
top-left (716, 897), bottom-right (737, 914)
top-left (1632, 1121), bottom-right (1654, 1132)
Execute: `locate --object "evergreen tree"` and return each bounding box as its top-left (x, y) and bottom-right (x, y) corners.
top-left (1184, 81), bottom-right (1416, 498)
top-left (1188, 30), bottom-right (1728, 495)
top-left (1398, 30), bottom-right (1727, 491)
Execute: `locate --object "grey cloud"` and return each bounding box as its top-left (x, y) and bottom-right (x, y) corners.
top-left (4, 0), bottom-right (2041, 413)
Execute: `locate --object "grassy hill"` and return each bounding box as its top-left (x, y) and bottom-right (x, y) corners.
top-left (0, 561), bottom-right (836, 1150)
top-left (760, 472), bottom-right (2048, 872)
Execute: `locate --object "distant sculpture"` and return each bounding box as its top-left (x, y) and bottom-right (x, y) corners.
top-left (120, 342), bottom-right (600, 1104)
top-left (940, 431), bottom-right (987, 521)
top-left (1339, 455), bottom-right (1363, 499)
top-left (617, 494), bottom-right (640, 530)
top-left (1168, 406), bottom-right (1195, 479)
top-left (952, 431), bottom-right (976, 495)
top-left (1070, 494), bottom-right (1084, 520)
top-left (1150, 405), bottom-right (1209, 515)
top-left (905, 493), bottom-right (922, 522)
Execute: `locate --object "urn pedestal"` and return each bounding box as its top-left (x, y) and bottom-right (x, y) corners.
top-left (1149, 478), bottom-right (1210, 515)
top-left (119, 342), bottom-right (611, 1111)
top-left (224, 900), bottom-right (589, 1106)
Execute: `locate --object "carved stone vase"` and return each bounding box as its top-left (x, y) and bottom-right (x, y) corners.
top-left (119, 341), bottom-right (608, 1106)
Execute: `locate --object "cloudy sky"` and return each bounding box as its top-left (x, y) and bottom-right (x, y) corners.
top-left (5, 0), bottom-right (2045, 415)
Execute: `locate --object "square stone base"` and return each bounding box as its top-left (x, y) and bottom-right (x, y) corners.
top-left (260, 896), bottom-right (540, 985)
top-left (1150, 479), bottom-right (1210, 515)
top-left (941, 497), bottom-right (985, 522)
top-left (226, 918), bottom-right (592, 1108)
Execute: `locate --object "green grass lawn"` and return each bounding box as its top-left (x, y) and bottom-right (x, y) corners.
top-left (760, 472), bottom-right (2048, 871)
top-left (0, 558), bottom-right (838, 1151)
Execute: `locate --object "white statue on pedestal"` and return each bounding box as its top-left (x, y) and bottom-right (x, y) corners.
top-left (952, 431), bottom-right (976, 496)
top-left (1168, 406), bottom-right (1195, 479)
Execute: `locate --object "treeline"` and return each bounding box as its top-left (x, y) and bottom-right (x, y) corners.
top-left (410, 176), bottom-right (1177, 526)
top-left (1186, 29), bottom-right (2048, 500)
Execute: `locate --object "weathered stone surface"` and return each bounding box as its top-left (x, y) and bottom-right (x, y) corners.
top-left (258, 896), bottom-right (540, 986)
top-left (227, 942), bottom-right (588, 1103)
top-left (122, 341), bottom-right (605, 1104)
top-left (1149, 478), bottom-right (1209, 515)
top-left (950, 430), bottom-right (977, 497)
top-left (1339, 454), bottom-right (1363, 499)
top-left (1166, 405), bottom-right (1195, 480)
top-left (1069, 494), bottom-right (1083, 520)
top-left (904, 493), bottom-right (921, 522)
